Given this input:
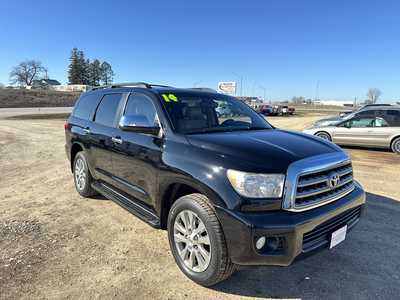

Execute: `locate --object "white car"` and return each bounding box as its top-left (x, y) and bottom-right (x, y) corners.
top-left (303, 107), bottom-right (400, 153)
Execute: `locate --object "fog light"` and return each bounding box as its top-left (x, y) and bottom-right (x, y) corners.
top-left (266, 237), bottom-right (280, 251)
top-left (255, 236), bottom-right (266, 250)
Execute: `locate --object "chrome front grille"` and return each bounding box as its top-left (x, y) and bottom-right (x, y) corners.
top-left (294, 162), bottom-right (354, 209)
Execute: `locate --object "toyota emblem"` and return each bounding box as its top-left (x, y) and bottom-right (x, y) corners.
top-left (328, 172), bottom-right (341, 189)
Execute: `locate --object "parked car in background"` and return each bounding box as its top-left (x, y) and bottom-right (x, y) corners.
top-left (271, 105), bottom-right (295, 116)
top-left (314, 104), bottom-right (396, 127)
top-left (304, 106), bottom-right (400, 153)
top-left (258, 104), bottom-right (273, 115)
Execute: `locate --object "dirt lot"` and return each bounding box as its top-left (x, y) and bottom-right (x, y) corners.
top-left (0, 114), bottom-right (399, 300)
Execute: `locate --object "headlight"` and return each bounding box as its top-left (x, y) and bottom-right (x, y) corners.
top-left (227, 169), bottom-right (285, 198)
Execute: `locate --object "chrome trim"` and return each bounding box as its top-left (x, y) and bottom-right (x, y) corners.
top-left (282, 152), bottom-right (352, 212)
top-left (292, 184), bottom-right (355, 212)
top-left (296, 176), bottom-right (353, 198)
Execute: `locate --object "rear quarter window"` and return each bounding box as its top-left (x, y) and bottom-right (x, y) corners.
top-left (72, 93), bottom-right (102, 120)
top-left (385, 110), bottom-right (400, 126)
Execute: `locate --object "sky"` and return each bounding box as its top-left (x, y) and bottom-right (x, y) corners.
top-left (0, 0), bottom-right (399, 102)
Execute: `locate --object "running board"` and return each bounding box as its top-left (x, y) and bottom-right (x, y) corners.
top-left (91, 181), bottom-right (160, 228)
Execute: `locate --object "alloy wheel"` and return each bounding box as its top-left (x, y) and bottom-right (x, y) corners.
top-left (74, 158), bottom-right (86, 191)
top-left (394, 139), bottom-right (400, 153)
top-left (317, 132), bottom-right (331, 141)
top-left (173, 210), bottom-right (211, 273)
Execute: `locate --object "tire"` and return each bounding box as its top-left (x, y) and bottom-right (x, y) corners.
top-left (315, 131), bottom-right (332, 141)
top-left (391, 137), bottom-right (400, 154)
top-left (73, 152), bottom-right (97, 197)
top-left (167, 193), bottom-right (235, 286)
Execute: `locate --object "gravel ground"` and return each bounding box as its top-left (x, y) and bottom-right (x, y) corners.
top-left (0, 115), bottom-right (399, 300)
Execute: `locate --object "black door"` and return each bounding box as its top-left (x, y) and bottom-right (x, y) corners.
top-left (111, 92), bottom-right (163, 208)
top-left (89, 93), bottom-right (124, 184)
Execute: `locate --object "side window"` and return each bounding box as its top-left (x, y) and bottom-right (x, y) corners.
top-left (73, 94), bottom-right (101, 120)
top-left (94, 94), bottom-right (122, 127)
top-left (385, 110), bottom-right (400, 127)
top-left (349, 117), bottom-right (375, 128)
top-left (356, 110), bottom-right (376, 117)
top-left (373, 117), bottom-right (388, 127)
top-left (124, 93), bottom-right (158, 126)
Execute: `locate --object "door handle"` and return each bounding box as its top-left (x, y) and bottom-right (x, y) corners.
top-left (112, 136), bottom-right (123, 144)
top-left (83, 128), bottom-right (91, 134)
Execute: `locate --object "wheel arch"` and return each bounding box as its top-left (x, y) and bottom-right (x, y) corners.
top-left (70, 142), bottom-right (85, 172)
top-left (390, 135), bottom-right (400, 149)
top-left (159, 179), bottom-right (225, 230)
top-left (314, 130), bottom-right (332, 140)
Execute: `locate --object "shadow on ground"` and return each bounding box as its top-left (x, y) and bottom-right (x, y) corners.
top-left (212, 193), bottom-right (400, 299)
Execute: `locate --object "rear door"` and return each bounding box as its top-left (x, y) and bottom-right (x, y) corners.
top-left (90, 93), bottom-right (125, 184)
top-left (67, 93), bottom-right (102, 168)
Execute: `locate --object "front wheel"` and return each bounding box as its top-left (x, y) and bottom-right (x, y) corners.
top-left (167, 194), bottom-right (235, 286)
top-left (391, 137), bottom-right (400, 154)
top-left (315, 131), bottom-right (332, 141)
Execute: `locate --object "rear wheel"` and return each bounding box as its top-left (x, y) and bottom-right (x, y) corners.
top-left (391, 137), bottom-right (400, 154)
top-left (315, 131), bottom-right (332, 141)
top-left (73, 152), bottom-right (97, 197)
top-left (168, 193), bottom-right (235, 286)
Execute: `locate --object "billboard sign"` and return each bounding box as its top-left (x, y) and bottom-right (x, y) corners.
top-left (217, 81), bottom-right (236, 95)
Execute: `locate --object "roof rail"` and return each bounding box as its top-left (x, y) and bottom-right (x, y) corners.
top-left (90, 82), bottom-right (172, 91)
top-left (188, 87), bottom-right (218, 93)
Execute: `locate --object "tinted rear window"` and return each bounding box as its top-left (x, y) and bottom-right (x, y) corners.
top-left (385, 110), bottom-right (400, 126)
top-left (73, 93), bottom-right (102, 120)
top-left (94, 94), bottom-right (122, 127)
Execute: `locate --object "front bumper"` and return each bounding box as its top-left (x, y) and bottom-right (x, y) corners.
top-left (215, 182), bottom-right (366, 266)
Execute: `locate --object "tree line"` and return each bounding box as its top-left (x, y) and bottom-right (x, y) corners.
top-left (7, 48), bottom-right (115, 87)
top-left (290, 88), bottom-right (383, 105)
top-left (68, 48), bottom-right (114, 86)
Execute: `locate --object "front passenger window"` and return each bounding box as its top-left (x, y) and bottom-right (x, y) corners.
top-left (348, 117), bottom-right (375, 128)
top-left (373, 117), bottom-right (388, 127)
top-left (124, 93), bottom-right (159, 126)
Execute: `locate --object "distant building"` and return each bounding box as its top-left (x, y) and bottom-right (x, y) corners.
top-left (317, 100), bottom-right (354, 107)
top-left (52, 84), bottom-right (91, 92)
top-left (27, 79), bottom-right (61, 89)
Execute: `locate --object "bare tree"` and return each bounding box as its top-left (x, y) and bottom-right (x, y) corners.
top-left (9, 60), bottom-right (47, 86)
top-left (366, 88), bottom-right (382, 104)
top-left (0, 83), bottom-right (5, 89)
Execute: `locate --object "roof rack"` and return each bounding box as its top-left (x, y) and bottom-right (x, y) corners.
top-left (90, 82), bottom-right (172, 91)
top-left (188, 87), bottom-right (218, 93)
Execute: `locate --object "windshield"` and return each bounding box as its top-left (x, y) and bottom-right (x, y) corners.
top-left (159, 92), bottom-right (272, 134)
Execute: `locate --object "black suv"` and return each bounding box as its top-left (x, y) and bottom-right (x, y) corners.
top-left (65, 82), bottom-right (365, 286)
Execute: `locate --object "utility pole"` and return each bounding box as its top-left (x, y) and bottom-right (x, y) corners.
top-left (315, 80), bottom-right (320, 102)
top-left (259, 85), bottom-right (267, 102)
top-left (232, 72), bottom-right (244, 96)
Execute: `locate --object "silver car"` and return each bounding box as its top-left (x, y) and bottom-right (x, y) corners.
top-left (303, 107), bottom-right (400, 153)
top-left (313, 104), bottom-right (396, 127)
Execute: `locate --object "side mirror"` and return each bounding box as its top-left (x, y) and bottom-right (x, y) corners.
top-left (119, 115), bottom-right (160, 136)
top-left (344, 122), bottom-right (351, 128)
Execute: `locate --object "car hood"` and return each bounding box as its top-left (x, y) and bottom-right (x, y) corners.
top-left (186, 129), bottom-right (341, 173)
top-left (313, 116), bottom-right (343, 127)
